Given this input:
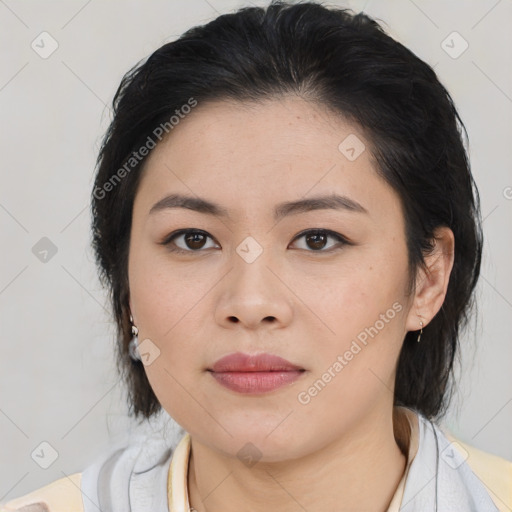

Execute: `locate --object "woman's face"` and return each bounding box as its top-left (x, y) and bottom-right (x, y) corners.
top-left (128, 97), bottom-right (419, 461)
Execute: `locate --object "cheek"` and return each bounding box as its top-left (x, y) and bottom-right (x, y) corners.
top-left (128, 245), bottom-right (216, 373)
top-left (143, 355), bottom-right (207, 437)
top-left (295, 259), bottom-right (407, 378)
top-left (291, 261), bottom-right (381, 340)
top-left (130, 259), bottom-right (208, 426)
top-left (129, 243), bottom-right (206, 336)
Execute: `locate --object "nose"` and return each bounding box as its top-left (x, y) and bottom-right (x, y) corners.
top-left (214, 247), bottom-right (294, 331)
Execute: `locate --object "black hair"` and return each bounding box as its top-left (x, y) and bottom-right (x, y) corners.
top-left (91, 0), bottom-right (483, 421)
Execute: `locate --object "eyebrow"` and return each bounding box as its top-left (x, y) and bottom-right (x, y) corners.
top-left (149, 193), bottom-right (369, 220)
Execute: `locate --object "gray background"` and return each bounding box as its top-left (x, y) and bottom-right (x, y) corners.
top-left (1, 0), bottom-right (511, 502)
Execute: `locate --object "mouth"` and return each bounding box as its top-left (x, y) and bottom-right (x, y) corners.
top-left (207, 352), bottom-right (306, 394)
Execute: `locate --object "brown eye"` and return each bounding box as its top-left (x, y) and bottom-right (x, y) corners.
top-left (184, 231), bottom-right (207, 249)
top-left (290, 229), bottom-right (349, 252)
top-left (305, 232), bottom-right (328, 250)
top-left (161, 228), bottom-right (350, 255)
top-left (161, 229), bottom-right (219, 253)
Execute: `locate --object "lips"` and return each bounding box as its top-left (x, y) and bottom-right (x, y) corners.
top-left (208, 352), bottom-right (305, 394)
top-left (209, 352), bottom-right (304, 373)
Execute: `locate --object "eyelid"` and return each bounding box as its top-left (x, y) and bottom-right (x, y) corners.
top-left (160, 228), bottom-right (351, 253)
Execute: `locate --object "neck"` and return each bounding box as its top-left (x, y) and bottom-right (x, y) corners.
top-left (187, 406), bottom-right (410, 512)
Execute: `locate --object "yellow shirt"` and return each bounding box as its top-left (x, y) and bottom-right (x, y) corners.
top-left (2, 407), bottom-right (511, 512)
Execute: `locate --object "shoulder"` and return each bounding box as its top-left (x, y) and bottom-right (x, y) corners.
top-left (444, 430), bottom-right (512, 512)
top-left (0, 430), bottom-right (184, 512)
top-left (0, 473), bottom-right (83, 512)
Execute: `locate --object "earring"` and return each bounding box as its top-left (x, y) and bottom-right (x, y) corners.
top-left (417, 320), bottom-right (423, 343)
top-left (129, 314), bottom-right (142, 361)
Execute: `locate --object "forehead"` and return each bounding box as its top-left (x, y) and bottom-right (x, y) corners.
top-left (134, 96), bottom-right (403, 226)
top-left (147, 96), bottom-right (361, 172)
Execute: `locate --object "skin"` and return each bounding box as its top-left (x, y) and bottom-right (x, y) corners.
top-left (128, 96), bottom-right (455, 512)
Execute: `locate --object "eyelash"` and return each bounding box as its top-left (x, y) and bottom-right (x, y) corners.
top-left (159, 228), bottom-right (351, 254)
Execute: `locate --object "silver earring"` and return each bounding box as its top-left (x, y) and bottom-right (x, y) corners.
top-left (129, 314), bottom-right (142, 361)
top-left (417, 320), bottom-right (423, 343)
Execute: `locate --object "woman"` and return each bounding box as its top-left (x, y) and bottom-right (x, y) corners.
top-left (2, 1), bottom-right (510, 511)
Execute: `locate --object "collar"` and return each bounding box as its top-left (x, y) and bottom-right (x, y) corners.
top-left (168, 429), bottom-right (192, 511)
top-left (386, 406), bottom-right (420, 511)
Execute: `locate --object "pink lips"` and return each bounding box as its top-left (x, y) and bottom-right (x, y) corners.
top-left (208, 352), bottom-right (305, 394)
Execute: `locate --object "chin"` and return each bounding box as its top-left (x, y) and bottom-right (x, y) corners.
top-left (213, 423), bottom-right (312, 463)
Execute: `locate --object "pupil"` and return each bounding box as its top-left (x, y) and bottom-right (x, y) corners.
top-left (307, 232), bottom-right (326, 250)
top-left (186, 232), bottom-right (206, 249)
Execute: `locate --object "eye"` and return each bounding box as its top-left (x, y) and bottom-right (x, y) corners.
top-left (289, 229), bottom-right (350, 252)
top-left (160, 228), bottom-right (350, 254)
top-left (160, 229), bottom-right (219, 253)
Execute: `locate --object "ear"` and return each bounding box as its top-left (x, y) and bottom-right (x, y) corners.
top-left (405, 226), bottom-right (455, 332)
